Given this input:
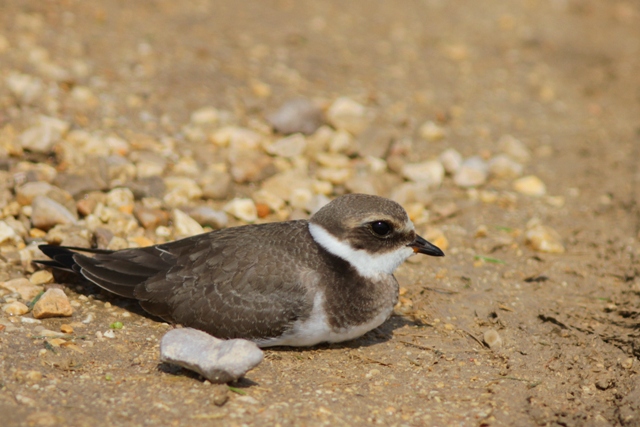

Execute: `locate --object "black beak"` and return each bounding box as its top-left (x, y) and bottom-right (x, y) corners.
top-left (408, 234), bottom-right (444, 257)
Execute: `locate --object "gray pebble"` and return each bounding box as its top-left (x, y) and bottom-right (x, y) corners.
top-left (267, 98), bottom-right (324, 135)
top-left (31, 196), bottom-right (77, 231)
top-left (187, 206), bottom-right (228, 230)
top-left (160, 328), bottom-right (264, 383)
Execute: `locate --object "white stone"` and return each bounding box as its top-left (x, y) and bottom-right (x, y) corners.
top-left (266, 133), bottom-right (307, 158)
top-left (224, 198), bottom-right (258, 223)
top-left (525, 221), bottom-right (565, 253)
top-left (160, 328), bottom-right (264, 384)
top-left (289, 188), bottom-right (314, 210)
top-left (439, 148), bottom-right (463, 174)
top-left (261, 171), bottom-right (312, 201)
top-left (513, 175), bottom-right (546, 197)
top-left (488, 154), bottom-right (523, 179)
top-left (210, 126), bottom-right (262, 148)
top-left (172, 209), bottom-right (205, 238)
top-left (453, 157), bottom-right (488, 188)
top-left (326, 97), bottom-right (369, 136)
top-left (2, 301), bottom-right (29, 316)
top-left (0, 221), bottom-right (19, 245)
top-left (19, 116), bottom-right (70, 153)
top-left (266, 98), bottom-right (323, 135)
top-left (6, 72), bottom-right (43, 104)
top-left (190, 107), bottom-right (219, 125)
top-left (328, 129), bottom-right (355, 154)
top-left (401, 160), bottom-right (444, 187)
top-left (499, 135), bottom-right (530, 163)
top-left (418, 121), bottom-right (446, 141)
top-left (316, 167), bottom-right (353, 185)
top-left (106, 188), bottom-right (135, 210)
top-left (252, 190), bottom-right (286, 212)
top-left (315, 152), bottom-right (351, 168)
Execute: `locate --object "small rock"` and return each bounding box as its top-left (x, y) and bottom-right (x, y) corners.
top-left (389, 182), bottom-right (433, 206)
top-left (289, 188), bottom-right (314, 211)
top-left (255, 203), bottom-right (270, 218)
top-left (19, 116), bottom-right (70, 153)
top-left (483, 329), bottom-right (503, 349)
top-left (267, 98), bottom-right (324, 135)
top-left (200, 167), bottom-right (232, 200)
top-left (60, 324), bottom-right (73, 334)
top-left (266, 134), bottom-right (307, 158)
top-left (210, 384), bottom-right (230, 406)
top-left (133, 205), bottom-right (169, 229)
top-left (6, 72), bottom-right (43, 104)
top-left (160, 328), bottom-right (264, 383)
top-left (326, 97), bottom-right (369, 136)
top-left (252, 189), bottom-right (286, 213)
top-left (33, 326), bottom-right (68, 338)
top-left (172, 209), bottom-right (205, 238)
top-left (513, 175), bottom-right (546, 197)
top-left (224, 198), bottom-right (258, 223)
top-left (401, 160), bottom-right (444, 188)
top-left (439, 148), bottom-right (463, 175)
top-left (1, 278), bottom-right (43, 301)
top-left (15, 182), bottom-right (54, 206)
top-left (0, 220), bottom-right (21, 245)
top-left (499, 135), bottom-right (530, 163)
top-left (525, 221), bottom-right (565, 253)
top-left (29, 270), bottom-right (54, 286)
top-left (344, 175), bottom-right (379, 195)
top-left (32, 288), bottom-right (73, 319)
top-left (210, 126), bottom-right (262, 148)
top-left (316, 167), bottom-right (353, 185)
top-left (229, 153), bottom-right (274, 184)
top-left (488, 154), bottom-right (523, 179)
top-left (315, 152), bottom-right (351, 169)
top-left (261, 171), bottom-right (312, 202)
top-left (190, 107), bottom-right (219, 126)
top-left (187, 206), bottom-right (228, 230)
top-left (418, 121), bottom-right (446, 141)
top-left (31, 196), bottom-right (77, 231)
top-left (453, 157), bottom-right (488, 188)
top-left (106, 188), bottom-right (135, 212)
top-left (163, 177), bottom-right (203, 207)
top-left (329, 129), bottom-right (355, 154)
top-left (2, 301), bottom-right (29, 316)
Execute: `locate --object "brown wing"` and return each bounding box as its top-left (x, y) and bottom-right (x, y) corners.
top-left (42, 221), bottom-right (317, 341)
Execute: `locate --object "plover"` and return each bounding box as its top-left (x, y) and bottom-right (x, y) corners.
top-left (38, 194), bottom-right (443, 347)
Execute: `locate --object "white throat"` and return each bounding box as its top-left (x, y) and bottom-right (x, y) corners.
top-left (308, 223), bottom-right (415, 278)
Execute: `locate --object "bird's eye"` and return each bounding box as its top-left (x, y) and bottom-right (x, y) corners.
top-left (370, 221), bottom-right (392, 236)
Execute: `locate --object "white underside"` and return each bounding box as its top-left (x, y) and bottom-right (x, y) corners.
top-left (255, 291), bottom-right (393, 347)
top-left (308, 223), bottom-right (415, 279)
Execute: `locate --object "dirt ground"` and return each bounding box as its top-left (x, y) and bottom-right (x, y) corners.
top-left (1, 0), bottom-right (640, 426)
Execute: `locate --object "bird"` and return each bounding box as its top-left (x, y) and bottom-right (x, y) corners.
top-left (37, 193), bottom-right (444, 347)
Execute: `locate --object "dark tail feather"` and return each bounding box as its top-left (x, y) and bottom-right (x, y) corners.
top-left (36, 245), bottom-right (98, 272)
top-left (37, 244), bottom-right (171, 300)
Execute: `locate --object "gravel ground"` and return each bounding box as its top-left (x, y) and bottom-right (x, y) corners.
top-left (1, 1), bottom-right (640, 426)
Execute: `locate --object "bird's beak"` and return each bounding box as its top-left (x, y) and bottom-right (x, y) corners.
top-left (408, 234), bottom-right (444, 257)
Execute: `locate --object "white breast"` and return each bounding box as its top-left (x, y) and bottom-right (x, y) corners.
top-left (255, 291), bottom-right (393, 348)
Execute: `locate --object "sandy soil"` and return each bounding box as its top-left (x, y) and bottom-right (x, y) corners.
top-left (1, 0), bottom-right (640, 426)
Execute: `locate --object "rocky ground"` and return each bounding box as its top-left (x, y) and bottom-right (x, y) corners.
top-left (1, 0), bottom-right (639, 426)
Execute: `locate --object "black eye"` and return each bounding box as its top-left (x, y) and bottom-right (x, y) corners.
top-left (370, 221), bottom-right (392, 236)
